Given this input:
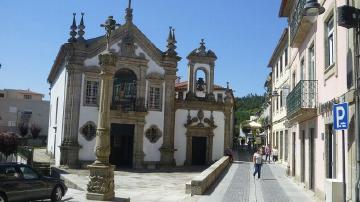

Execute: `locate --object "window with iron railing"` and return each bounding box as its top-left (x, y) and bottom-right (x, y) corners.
top-left (287, 80), bottom-right (318, 117)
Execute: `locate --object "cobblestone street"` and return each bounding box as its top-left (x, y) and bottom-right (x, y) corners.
top-left (193, 149), bottom-right (314, 202)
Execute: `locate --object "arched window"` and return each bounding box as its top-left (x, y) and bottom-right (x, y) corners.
top-left (195, 68), bottom-right (207, 92)
top-left (113, 69), bottom-right (137, 106)
top-left (80, 121), bottom-right (96, 141)
top-left (145, 126), bottom-right (162, 143)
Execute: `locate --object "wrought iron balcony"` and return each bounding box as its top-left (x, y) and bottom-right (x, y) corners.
top-left (290, 0), bottom-right (313, 47)
top-left (111, 97), bottom-right (147, 112)
top-left (286, 80), bottom-right (318, 122)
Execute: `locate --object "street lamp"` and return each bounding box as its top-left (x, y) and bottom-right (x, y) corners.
top-left (338, 3), bottom-right (360, 201)
top-left (303, 0), bottom-right (325, 16)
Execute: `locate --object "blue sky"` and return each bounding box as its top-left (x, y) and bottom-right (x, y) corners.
top-left (0, 0), bottom-right (286, 99)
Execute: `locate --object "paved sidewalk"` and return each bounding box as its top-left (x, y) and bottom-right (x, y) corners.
top-left (194, 150), bottom-right (314, 202)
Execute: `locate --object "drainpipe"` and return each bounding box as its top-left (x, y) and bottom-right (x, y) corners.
top-left (355, 5), bottom-right (360, 202)
top-left (354, 17), bottom-right (360, 201)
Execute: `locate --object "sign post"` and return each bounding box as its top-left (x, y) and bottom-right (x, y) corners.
top-left (333, 102), bottom-right (349, 202)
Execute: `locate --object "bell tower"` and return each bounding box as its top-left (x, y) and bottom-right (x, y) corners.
top-left (186, 39), bottom-right (217, 101)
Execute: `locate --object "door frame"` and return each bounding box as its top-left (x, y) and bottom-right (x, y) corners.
top-left (309, 128), bottom-right (315, 190)
top-left (300, 130), bottom-right (305, 182)
top-left (110, 123), bottom-right (135, 168)
top-left (292, 132), bottom-right (296, 177)
top-left (191, 136), bottom-right (207, 165)
top-left (185, 127), bottom-right (214, 165)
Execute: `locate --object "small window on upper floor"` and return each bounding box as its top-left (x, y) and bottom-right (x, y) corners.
top-left (24, 94), bottom-right (32, 100)
top-left (148, 86), bottom-right (161, 110)
top-left (0, 93), bottom-right (4, 98)
top-left (325, 15), bottom-right (335, 68)
top-left (84, 79), bottom-right (99, 106)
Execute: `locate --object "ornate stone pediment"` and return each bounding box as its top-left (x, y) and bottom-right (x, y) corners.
top-left (184, 110), bottom-right (217, 129)
top-left (146, 72), bottom-right (164, 81)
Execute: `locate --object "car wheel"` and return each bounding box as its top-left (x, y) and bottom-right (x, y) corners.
top-left (51, 186), bottom-right (63, 201)
top-left (0, 193), bottom-right (7, 202)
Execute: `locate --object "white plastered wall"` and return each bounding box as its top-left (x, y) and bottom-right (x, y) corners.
top-left (174, 109), bottom-right (225, 166)
top-left (47, 65), bottom-right (66, 166)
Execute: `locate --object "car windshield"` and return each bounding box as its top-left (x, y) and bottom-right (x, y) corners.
top-left (19, 166), bottom-right (39, 180)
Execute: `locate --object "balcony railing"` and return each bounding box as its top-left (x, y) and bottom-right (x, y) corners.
top-left (111, 97), bottom-right (147, 112)
top-left (287, 80), bottom-right (318, 119)
top-left (289, 0), bottom-right (313, 47)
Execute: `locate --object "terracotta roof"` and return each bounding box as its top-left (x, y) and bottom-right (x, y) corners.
top-left (175, 81), bottom-right (226, 90)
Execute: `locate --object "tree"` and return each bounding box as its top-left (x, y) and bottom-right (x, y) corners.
top-left (0, 132), bottom-right (18, 159)
top-left (18, 122), bottom-right (29, 137)
top-left (30, 124), bottom-right (41, 139)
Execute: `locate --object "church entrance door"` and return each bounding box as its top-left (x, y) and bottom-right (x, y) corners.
top-left (192, 137), bottom-right (207, 165)
top-left (110, 123), bottom-right (134, 168)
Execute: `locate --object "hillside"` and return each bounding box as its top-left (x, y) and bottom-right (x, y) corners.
top-left (235, 93), bottom-right (265, 127)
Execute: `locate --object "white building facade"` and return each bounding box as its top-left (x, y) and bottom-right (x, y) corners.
top-left (47, 6), bottom-right (234, 169)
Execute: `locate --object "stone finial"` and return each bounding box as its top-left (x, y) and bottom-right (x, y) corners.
top-left (101, 16), bottom-right (120, 51)
top-left (226, 82), bottom-right (230, 90)
top-left (165, 26), bottom-right (178, 57)
top-left (125, 0), bottom-right (133, 23)
top-left (167, 26), bottom-right (173, 44)
top-left (68, 13), bottom-right (77, 43)
top-left (199, 39), bottom-right (206, 53)
top-left (172, 28), bottom-right (177, 43)
top-left (77, 13), bottom-right (85, 41)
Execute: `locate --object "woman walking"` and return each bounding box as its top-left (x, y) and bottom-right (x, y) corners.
top-left (253, 148), bottom-right (263, 179)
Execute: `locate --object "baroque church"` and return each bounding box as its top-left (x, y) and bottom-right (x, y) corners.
top-left (47, 2), bottom-right (235, 169)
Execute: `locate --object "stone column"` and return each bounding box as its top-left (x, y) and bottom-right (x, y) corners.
top-left (209, 62), bottom-right (215, 93)
top-left (59, 63), bottom-right (82, 168)
top-left (86, 52), bottom-right (116, 201)
top-left (186, 62), bottom-right (196, 100)
top-left (207, 133), bottom-right (214, 165)
top-left (134, 120), bottom-right (145, 168)
top-left (160, 65), bottom-right (177, 166)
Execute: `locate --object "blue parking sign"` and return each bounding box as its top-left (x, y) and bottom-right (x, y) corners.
top-left (333, 103), bottom-right (349, 130)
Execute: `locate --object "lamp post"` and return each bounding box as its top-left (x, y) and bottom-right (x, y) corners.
top-left (338, 2), bottom-right (360, 201)
top-left (303, 0), bottom-right (325, 16)
top-left (86, 16), bottom-right (118, 201)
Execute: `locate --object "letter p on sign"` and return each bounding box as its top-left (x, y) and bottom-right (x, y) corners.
top-left (333, 102), bottom-right (349, 130)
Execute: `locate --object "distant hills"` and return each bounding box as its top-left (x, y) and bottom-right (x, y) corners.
top-left (234, 94), bottom-right (265, 136)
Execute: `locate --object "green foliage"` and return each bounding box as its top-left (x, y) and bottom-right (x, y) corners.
top-left (235, 93), bottom-right (265, 126)
top-left (0, 132), bottom-right (18, 157)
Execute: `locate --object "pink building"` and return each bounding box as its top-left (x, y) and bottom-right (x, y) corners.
top-left (270, 0), bottom-right (359, 201)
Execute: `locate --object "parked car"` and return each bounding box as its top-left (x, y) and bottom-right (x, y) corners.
top-left (0, 163), bottom-right (67, 202)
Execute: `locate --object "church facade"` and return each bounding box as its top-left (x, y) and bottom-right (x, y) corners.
top-left (47, 4), bottom-right (235, 169)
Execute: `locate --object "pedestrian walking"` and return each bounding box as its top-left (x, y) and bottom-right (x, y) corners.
top-left (272, 147), bottom-right (279, 162)
top-left (253, 148), bottom-right (263, 179)
top-left (265, 144), bottom-right (271, 163)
